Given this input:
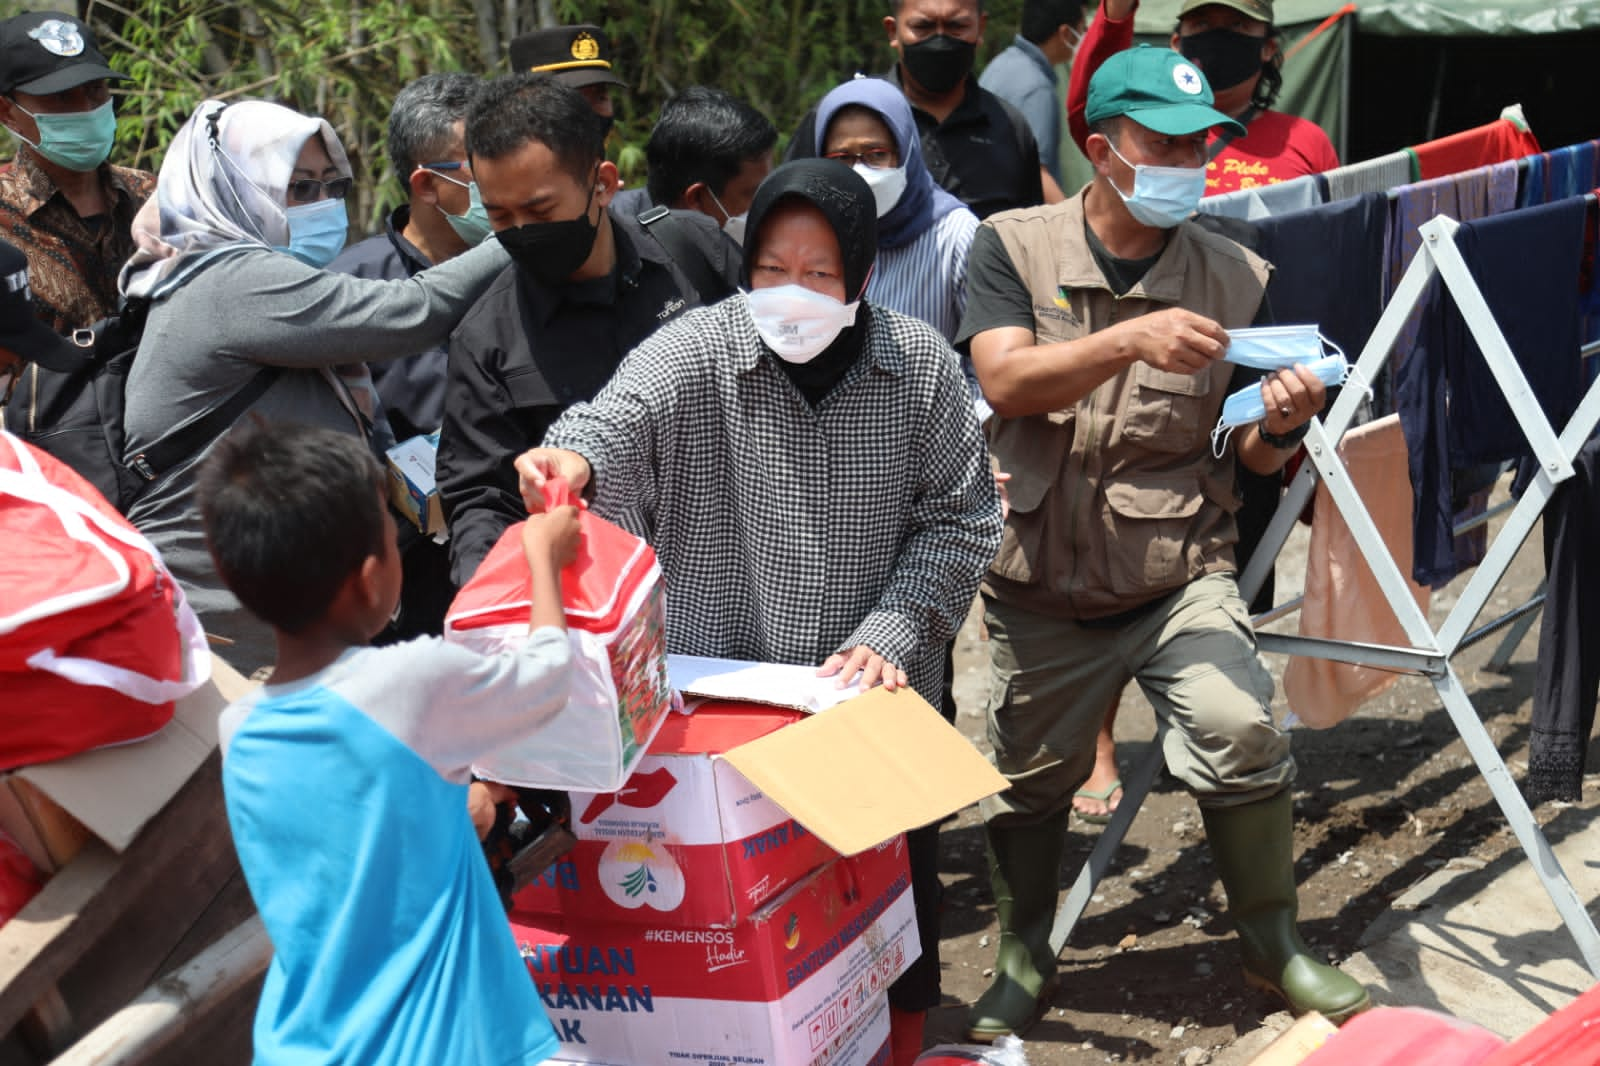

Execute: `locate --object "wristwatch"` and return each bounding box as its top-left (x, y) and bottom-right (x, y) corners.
top-left (1257, 419), bottom-right (1310, 450)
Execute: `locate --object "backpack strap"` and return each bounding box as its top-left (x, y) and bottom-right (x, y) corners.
top-left (126, 365), bottom-right (283, 483)
top-left (637, 206), bottom-right (735, 306)
top-left (1208, 105), bottom-right (1260, 162)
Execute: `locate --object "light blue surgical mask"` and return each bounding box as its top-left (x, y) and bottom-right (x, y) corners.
top-left (10, 99), bottom-right (116, 173)
top-left (1106, 139), bottom-right (1205, 229)
top-left (1210, 352), bottom-right (1356, 457)
top-left (431, 169), bottom-right (493, 248)
top-left (1223, 324), bottom-right (1335, 371)
top-left (277, 197), bottom-right (349, 268)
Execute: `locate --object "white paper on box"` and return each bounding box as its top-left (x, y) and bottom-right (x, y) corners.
top-left (668, 654), bottom-right (861, 713)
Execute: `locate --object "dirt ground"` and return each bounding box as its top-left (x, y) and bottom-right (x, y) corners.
top-left (925, 492), bottom-right (1568, 1064)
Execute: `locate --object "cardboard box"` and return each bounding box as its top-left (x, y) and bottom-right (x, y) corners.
top-left (386, 431), bottom-right (443, 535)
top-left (512, 840), bottom-right (914, 1066)
top-left (0, 655), bottom-right (249, 875)
top-left (515, 701), bottom-right (841, 928)
top-left (517, 683), bottom-right (1008, 929)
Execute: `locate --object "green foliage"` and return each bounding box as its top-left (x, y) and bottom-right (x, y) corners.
top-left (0, 0), bottom-right (1024, 235)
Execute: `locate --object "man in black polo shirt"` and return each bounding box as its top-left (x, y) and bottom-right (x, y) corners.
top-left (438, 74), bottom-right (739, 584)
top-left (787, 0), bottom-right (1045, 219)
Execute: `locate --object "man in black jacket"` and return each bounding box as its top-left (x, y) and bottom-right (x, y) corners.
top-left (438, 74), bottom-right (739, 584)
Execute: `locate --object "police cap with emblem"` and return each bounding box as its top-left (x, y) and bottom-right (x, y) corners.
top-left (0, 239), bottom-right (86, 371)
top-left (0, 11), bottom-right (126, 96)
top-left (508, 24), bottom-right (626, 89)
top-left (1085, 44), bottom-right (1244, 137)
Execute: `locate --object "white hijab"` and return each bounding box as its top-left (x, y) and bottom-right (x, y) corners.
top-left (121, 99), bottom-right (351, 301)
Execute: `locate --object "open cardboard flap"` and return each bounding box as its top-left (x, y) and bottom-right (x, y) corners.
top-left (719, 684), bottom-right (1008, 856)
top-left (3, 655), bottom-right (252, 864)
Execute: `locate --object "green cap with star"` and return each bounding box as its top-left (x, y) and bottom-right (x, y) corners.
top-left (1085, 45), bottom-right (1245, 137)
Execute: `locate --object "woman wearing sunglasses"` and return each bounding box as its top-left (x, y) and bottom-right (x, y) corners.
top-left (118, 98), bottom-right (510, 674)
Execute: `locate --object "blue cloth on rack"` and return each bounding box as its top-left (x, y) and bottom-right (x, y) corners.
top-left (1396, 196), bottom-right (1588, 588)
top-left (1517, 140), bottom-right (1600, 208)
top-left (1197, 173), bottom-right (1327, 221)
top-left (1253, 191), bottom-right (1386, 362)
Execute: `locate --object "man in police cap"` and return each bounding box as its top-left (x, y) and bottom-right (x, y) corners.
top-left (957, 44), bottom-right (1364, 1040)
top-left (508, 24), bottom-right (627, 124)
top-left (0, 11), bottom-right (152, 336)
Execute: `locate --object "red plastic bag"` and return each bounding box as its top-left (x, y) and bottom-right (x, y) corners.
top-left (0, 431), bottom-right (209, 771)
top-left (0, 829), bottom-right (42, 927)
top-left (445, 478), bottom-right (676, 791)
top-left (1481, 982), bottom-right (1600, 1065)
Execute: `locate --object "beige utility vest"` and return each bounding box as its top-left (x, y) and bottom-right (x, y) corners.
top-left (983, 192), bottom-right (1272, 620)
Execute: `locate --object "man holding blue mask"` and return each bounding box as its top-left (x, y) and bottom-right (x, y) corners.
top-left (957, 44), bottom-right (1362, 1041)
top-left (0, 12), bottom-right (151, 336)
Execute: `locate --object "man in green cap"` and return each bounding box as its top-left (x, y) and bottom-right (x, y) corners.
top-left (954, 44), bottom-right (1366, 1040)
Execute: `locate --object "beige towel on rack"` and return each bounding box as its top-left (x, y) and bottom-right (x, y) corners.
top-left (1283, 414), bottom-right (1431, 728)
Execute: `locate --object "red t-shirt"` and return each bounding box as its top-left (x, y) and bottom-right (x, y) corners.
top-left (1205, 109), bottom-right (1340, 195)
top-left (1065, 1), bottom-right (1339, 196)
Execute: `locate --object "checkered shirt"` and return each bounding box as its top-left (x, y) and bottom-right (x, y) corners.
top-left (545, 296), bottom-right (1003, 703)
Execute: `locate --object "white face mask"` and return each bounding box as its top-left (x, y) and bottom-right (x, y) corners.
top-left (708, 188), bottom-right (748, 246)
top-left (746, 284), bottom-right (861, 364)
top-left (854, 162), bottom-right (909, 218)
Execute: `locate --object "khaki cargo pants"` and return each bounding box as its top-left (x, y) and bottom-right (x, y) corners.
top-left (981, 572), bottom-right (1294, 825)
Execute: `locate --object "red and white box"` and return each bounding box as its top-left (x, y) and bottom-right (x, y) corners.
top-left (511, 837), bottom-right (916, 1066)
top-left (514, 702), bottom-right (842, 928)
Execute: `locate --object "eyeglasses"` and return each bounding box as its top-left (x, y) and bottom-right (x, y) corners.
top-left (419, 161), bottom-right (473, 189)
top-left (286, 176), bottom-right (353, 202)
top-left (824, 148), bottom-right (897, 170)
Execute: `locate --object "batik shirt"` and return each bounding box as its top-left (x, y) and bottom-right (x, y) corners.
top-left (0, 149), bottom-right (153, 333)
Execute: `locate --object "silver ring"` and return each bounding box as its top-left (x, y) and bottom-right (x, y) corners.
top-left (1279, 405), bottom-right (1291, 416)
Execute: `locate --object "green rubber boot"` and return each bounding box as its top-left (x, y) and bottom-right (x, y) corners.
top-left (965, 814), bottom-right (1067, 1042)
top-left (1201, 791), bottom-right (1371, 1024)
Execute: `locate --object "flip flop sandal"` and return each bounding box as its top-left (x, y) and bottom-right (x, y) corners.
top-left (1072, 779), bottom-right (1123, 826)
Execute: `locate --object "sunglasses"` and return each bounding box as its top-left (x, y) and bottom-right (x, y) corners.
top-left (287, 176), bottom-right (354, 202)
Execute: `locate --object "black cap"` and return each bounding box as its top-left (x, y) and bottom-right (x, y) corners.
top-left (0, 240), bottom-right (88, 371)
top-left (508, 24), bottom-right (626, 90)
top-left (0, 12), bottom-right (127, 96)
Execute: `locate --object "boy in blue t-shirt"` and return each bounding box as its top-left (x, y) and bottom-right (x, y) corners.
top-left (198, 422), bottom-right (578, 1065)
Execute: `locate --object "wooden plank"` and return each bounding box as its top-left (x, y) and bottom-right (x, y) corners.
top-left (46, 919), bottom-right (269, 1066)
top-left (0, 757), bottom-right (225, 1037)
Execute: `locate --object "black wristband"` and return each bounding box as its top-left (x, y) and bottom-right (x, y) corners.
top-left (1257, 419), bottom-right (1310, 450)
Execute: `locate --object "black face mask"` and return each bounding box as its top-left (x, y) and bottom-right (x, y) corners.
top-left (497, 179), bottom-right (600, 286)
top-left (900, 34), bottom-right (976, 96)
top-left (1178, 28), bottom-right (1266, 92)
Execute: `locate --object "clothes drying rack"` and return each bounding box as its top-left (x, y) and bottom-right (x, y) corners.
top-left (1048, 213), bottom-right (1600, 978)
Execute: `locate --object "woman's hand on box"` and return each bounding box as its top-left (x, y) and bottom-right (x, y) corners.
top-left (818, 645), bottom-right (909, 693)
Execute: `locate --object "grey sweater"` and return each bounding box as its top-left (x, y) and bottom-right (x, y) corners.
top-left (124, 240), bottom-right (511, 674)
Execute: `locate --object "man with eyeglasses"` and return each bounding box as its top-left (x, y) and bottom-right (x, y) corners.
top-left (956, 46), bottom-right (1363, 1040)
top-left (785, 0), bottom-right (1044, 220)
top-left (0, 11), bottom-right (152, 336)
top-left (333, 73), bottom-right (486, 445)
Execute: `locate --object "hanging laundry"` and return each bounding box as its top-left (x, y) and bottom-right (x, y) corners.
top-left (1527, 432), bottom-right (1600, 804)
top-left (1386, 161), bottom-right (1522, 378)
top-left (1283, 415), bottom-right (1430, 729)
top-left (1198, 174), bottom-right (1326, 222)
top-left (1254, 192), bottom-right (1387, 363)
top-left (1408, 113), bottom-right (1541, 182)
top-left (1396, 196), bottom-right (1587, 588)
top-left (1324, 150), bottom-right (1414, 202)
top-left (1516, 139), bottom-right (1600, 208)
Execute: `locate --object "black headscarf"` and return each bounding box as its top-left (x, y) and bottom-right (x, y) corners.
top-left (743, 159), bottom-right (879, 405)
